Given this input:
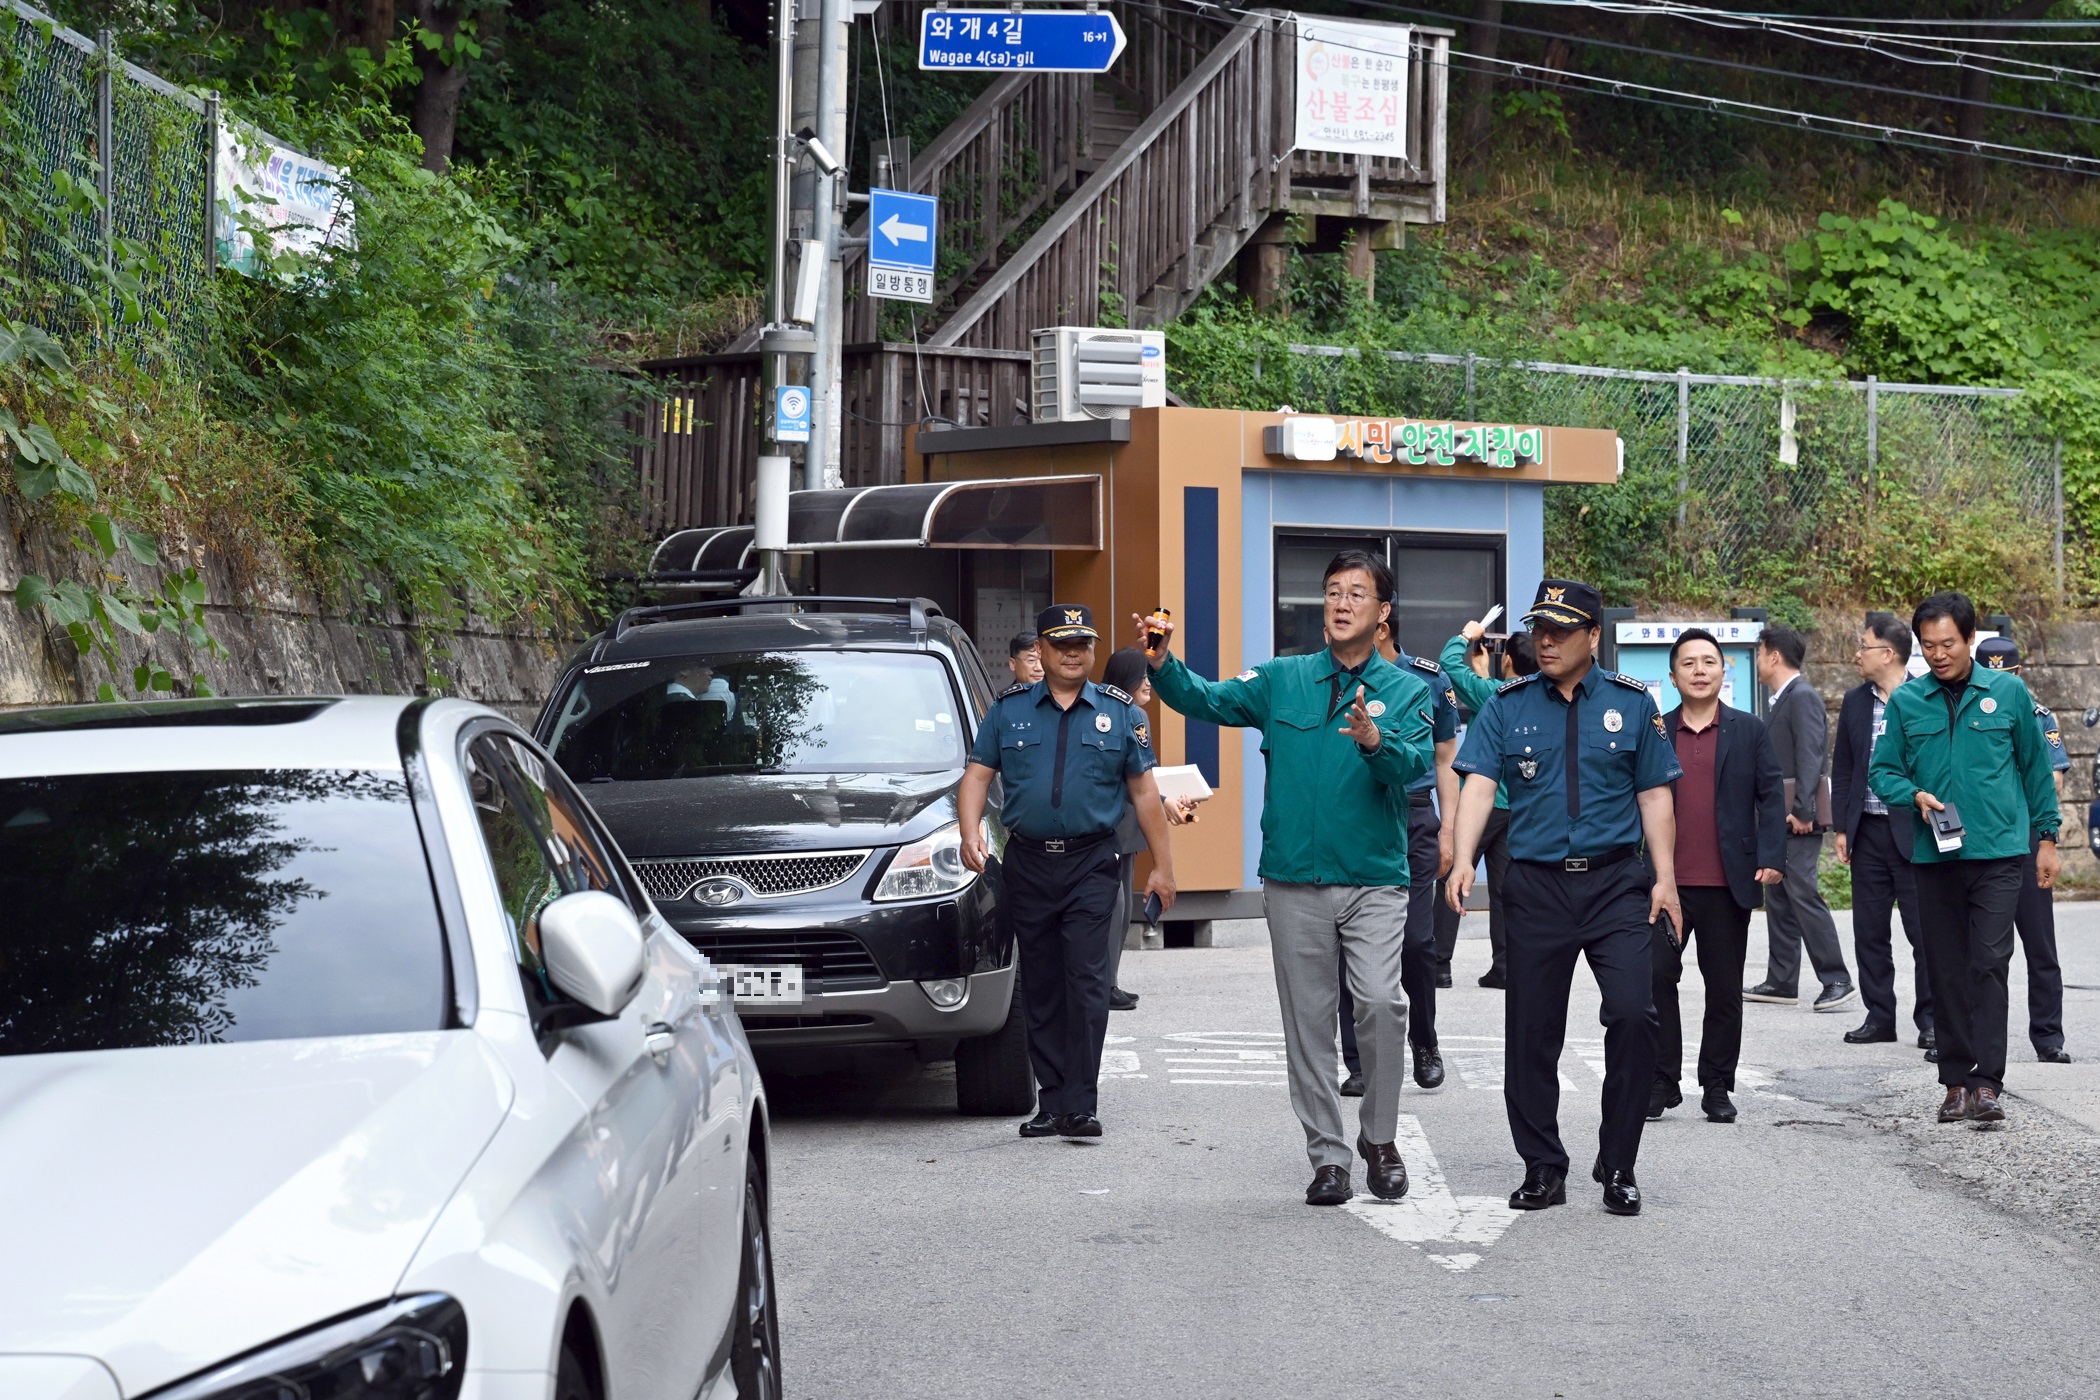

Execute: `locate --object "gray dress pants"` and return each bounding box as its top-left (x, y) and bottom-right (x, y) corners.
top-left (1762, 833), bottom-right (1851, 995)
top-left (1264, 881), bottom-right (1409, 1170)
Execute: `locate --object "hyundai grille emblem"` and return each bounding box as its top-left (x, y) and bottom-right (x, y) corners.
top-left (690, 877), bottom-right (746, 907)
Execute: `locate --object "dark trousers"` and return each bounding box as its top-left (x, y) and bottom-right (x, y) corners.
top-left (1915, 856), bottom-right (2025, 1094)
top-left (1502, 856), bottom-right (1658, 1175)
top-left (1341, 793), bottom-right (1440, 1073)
top-left (1851, 814), bottom-right (1933, 1037)
top-left (1003, 841), bottom-right (1119, 1116)
top-left (1651, 885), bottom-right (1751, 1090)
top-left (2014, 833), bottom-right (2066, 1054)
top-left (1107, 850), bottom-right (1140, 990)
top-left (1763, 832), bottom-right (1850, 994)
top-left (1482, 807), bottom-right (1512, 977)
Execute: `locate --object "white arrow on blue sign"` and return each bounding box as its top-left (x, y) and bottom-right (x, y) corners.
top-left (867, 187), bottom-right (939, 303)
top-left (918, 8), bottom-right (1127, 73)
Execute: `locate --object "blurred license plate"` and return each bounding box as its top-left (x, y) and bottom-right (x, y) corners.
top-left (723, 965), bottom-right (804, 1005)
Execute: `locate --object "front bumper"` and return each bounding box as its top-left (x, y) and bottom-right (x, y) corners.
top-left (733, 961), bottom-right (1015, 1048)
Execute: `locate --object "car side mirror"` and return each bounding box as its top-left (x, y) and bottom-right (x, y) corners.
top-left (540, 890), bottom-right (648, 1017)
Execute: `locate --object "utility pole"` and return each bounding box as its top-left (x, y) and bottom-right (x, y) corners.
top-left (805, 0), bottom-right (850, 490)
top-left (754, 0), bottom-right (808, 596)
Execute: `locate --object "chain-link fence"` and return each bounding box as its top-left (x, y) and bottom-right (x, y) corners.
top-left (3, 0), bottom-right (215, 359)
top-left (1283, 344), bottom-right (2064, 613)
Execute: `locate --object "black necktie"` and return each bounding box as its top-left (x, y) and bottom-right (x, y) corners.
top-left (1564, 689), bottom-right (1581, 822)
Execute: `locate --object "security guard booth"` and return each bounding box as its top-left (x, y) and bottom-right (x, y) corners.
top-left (656, 406), bottom-right (1621, 924)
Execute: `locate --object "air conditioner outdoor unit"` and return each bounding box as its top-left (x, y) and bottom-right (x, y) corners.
top-left (1031, 327), bottom-right (1167, 422)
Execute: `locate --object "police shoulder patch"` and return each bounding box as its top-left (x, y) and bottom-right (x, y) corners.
top-left (1496, 673), bottom-right (1542, 695)
top-left (1099, 683), bottom-right (1134, 705)
top-left (1132, 722), bottom-right (1150, 749)
top-left (1408, 655), bottom-right (1442, 674)
top-left (1605, 670), bottom-right (1649, 692)
top-left (997, 682), bottom-right (1033, 699)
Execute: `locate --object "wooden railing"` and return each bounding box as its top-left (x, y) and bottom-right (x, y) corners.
top-left (635, 344), bottom-right (1031, 532)
top-left (931, 14), bottom-right (1450, 347)
top-left (839, 1), bottom-right (1229, 341)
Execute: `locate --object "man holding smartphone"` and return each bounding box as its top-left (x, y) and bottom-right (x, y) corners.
top-left (1869, 592), bottom-right (2062, 1125)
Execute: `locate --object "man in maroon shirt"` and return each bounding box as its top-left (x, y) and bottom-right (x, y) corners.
top-left (1651, 629), bottom-right (1789, 1123)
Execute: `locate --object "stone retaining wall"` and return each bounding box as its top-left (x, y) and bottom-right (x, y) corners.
top-left (0, 501), bottom-right (569, 722)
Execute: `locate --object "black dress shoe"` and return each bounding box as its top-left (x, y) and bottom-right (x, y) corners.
top-left (1646, 1078), bottom-right (1683, 1119)
top-left (1742, 981), bottom-right (1798, 1005)
top-left (1338, 1072), bottom-right (1365, 1097)
top-left (2038, 1045), bottom-right (2072, 1064)
top-left (1701, 1085), bottom-right (1737, 1122)
top-left (1356, 1135), bottom-right (1410, 1200)
top-left (1478, 967), bottom-right (1507, 989)
top-left (1057, 1113), bottom-right (1103, 1138)
top-left (1019, 1111), bottom-right (1060, 1138)
top-left (1923, 1045), bottom-right (1940, 1064)
top-left (1844, 1023), bottom-right (1897, 1044)
top-left (1435, 971), bottom-right (1453, 989)
top-left (1508, 1166), bottom-right (1567, 1211)
top-left (1107, 986), bottom-right (1139, 1011)
top-left (1917, 1028), bottom-right (1937, 1051)
top-left (1600, 1169), bottom-right (1642, 1215)
top-left (1305, 1164), bottom-right (1353, 1206)
top-left (1412, 1045), bottom-right (1445, 1089)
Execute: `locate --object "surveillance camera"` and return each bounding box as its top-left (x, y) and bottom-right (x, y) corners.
top-left (802, 135), bottom-right (842, 176)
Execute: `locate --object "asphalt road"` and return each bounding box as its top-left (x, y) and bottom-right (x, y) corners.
top-left (762, 904), bottom-right (2100, 1399)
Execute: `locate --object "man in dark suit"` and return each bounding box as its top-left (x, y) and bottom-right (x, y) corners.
top-left (1831, 612), bottom-right (1935, 1053)
top-left (1745, 626), bottom-right (1857, 1012)
top-left (1652, 629), bottom-right (1788, 1123)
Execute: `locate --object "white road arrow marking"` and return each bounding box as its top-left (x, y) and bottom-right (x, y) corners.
top-left (879, 213), bottom-right (929, 243)
top-left (1340, 1113), bottom-right (1518, 1270)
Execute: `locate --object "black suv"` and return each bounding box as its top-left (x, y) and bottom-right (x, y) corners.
top-left (535, 596), bottom-right (1031, 1114)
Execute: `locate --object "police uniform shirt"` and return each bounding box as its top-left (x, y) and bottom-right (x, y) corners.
top-left (2038, 703), bottom-right (2071, 775)
top-left (1455, 665), bottom-right (1682, 861)
top-left (969, 680), bottom-right (1155, 839)
top-left (1396, 649), bottom-right (1461, 795)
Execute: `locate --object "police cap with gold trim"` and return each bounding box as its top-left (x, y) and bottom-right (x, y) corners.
top-left (1522, 578), bottom-right (1603, 631)
top-left (1036, 602), bottom-right (1100, 641)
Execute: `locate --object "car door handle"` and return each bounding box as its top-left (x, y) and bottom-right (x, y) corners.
top-left (645, 1022), bottom-right (677, 1061)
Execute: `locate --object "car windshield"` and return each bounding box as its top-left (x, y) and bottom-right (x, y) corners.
top-left (547, 649), bottom-right (967, 779)
top-left (0, 769), bottom-right (449, 1056)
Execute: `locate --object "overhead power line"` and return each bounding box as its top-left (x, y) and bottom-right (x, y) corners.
top-left (1500, 0), bottom-right (2100, 84)
top-left (1359, 0), bottom-right (2100, 122)
top-left (1134, 0), bottom-right (2099, 176)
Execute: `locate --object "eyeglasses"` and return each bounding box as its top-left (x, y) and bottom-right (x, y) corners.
top-left (1324, 588), bottom-right (1376, 605)
top-left (1854, 644), bottom-right (1892, 656)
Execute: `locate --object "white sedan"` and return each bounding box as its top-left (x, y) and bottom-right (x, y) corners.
top-left (0, 696), bottom-right (779, 1400)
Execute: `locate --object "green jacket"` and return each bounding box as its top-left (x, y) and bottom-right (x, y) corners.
top-left (1868, 664), bottom-right (2061, 863)
top-left (1437, 634), bottom-right (1511, 811)
top-left (1150, 648), bottom-right (1434, 887)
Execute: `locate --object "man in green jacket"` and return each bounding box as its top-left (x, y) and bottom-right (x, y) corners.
top-left (1439, 621), bottom-right (1538, 989)
top-left (1869, 591), bottom-right (2061, 1125)
top-left (1137, 549), bottom-right (1435, 1207)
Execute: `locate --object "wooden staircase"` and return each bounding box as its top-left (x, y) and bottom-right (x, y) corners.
top-left (641, 2), bottom-right (1450, 528)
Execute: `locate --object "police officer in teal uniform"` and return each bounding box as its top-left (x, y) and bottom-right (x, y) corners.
top-left (1976, 637), bottom-right (2074, 1064)
top-left (1446, 580), bottom-right (1683, 1216)
top-left (958, 604), bottom-right (1178, 1139)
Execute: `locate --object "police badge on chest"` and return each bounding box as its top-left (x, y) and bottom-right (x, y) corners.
top-left (1517, 756), bottom-right (1539, 780)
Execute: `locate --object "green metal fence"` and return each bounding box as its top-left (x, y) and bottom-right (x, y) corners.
top-left (1283, 344), bottom-right (2063, 610)
top-left (3, 0), bottom-right (215, 358)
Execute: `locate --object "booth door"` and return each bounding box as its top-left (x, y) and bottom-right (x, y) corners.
top-left (1274, 531), bottom-right (1505, 662)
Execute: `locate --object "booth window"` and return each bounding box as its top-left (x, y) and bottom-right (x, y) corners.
top-left (1274, 530), bottom-right (1505, 663)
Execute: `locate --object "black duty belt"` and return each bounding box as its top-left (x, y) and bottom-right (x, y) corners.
top-left (1517, 845), bottom-right (1638, 875)
top-left (1007, 829), bottom-right (1115, 856)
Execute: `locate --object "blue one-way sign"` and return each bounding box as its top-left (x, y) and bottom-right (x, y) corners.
top-left (918, 8), bottom-right (1127, 73)
top-left (867, 187), bottom-right (938, 304)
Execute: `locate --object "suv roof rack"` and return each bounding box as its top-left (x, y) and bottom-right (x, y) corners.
top-left (607, 595), bottom-right (945, 644)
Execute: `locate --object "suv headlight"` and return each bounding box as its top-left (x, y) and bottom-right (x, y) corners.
top-left (873, 821), bottom-right (981, 902)
top-left (146, 1294), bottom-right (466, 1400)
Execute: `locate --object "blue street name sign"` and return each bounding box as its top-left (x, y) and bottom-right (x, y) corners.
top-left (867, 187), bottom-right (938, 303)
top-left (774, 384), bottom-right (812, 443)
top-left (918, 8), bottom-right (1127, 73)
